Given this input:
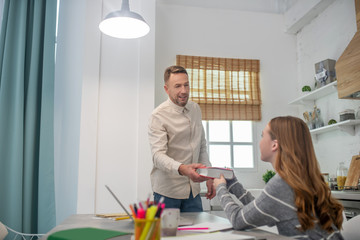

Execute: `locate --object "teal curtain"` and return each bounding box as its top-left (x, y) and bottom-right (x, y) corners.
top-left (0, 0), bottom-right (57, 236)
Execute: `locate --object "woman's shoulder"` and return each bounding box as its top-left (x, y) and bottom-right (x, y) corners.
top-left (264, 174), bottom-right (294, 197)
top-left (261, 174), bottom-right (296, 210)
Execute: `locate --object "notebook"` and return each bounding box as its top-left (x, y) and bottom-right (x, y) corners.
top-left (105, 185), bottom-right (134, 222)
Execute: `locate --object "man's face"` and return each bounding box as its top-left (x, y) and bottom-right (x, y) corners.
top-left (164, 73), bottom-right (190, 107)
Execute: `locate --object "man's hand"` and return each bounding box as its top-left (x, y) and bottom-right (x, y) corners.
top-left (205, 179), bottom-right (216, 199)
top-left (178, 163), bottom-right (209, 182)
top-left (213, 174), bottom-right (226, 189)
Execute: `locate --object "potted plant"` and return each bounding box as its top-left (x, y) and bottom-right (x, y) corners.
top-left (262, 170), bottom-right (276, 184)
top-left (302, 85), bottom-right (311, 93)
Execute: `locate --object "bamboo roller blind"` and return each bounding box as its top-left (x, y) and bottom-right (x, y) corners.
top-left (176, 55), bottom-right (262, 121)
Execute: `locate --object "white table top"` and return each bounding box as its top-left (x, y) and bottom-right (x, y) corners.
top-left (42, 212), bottom-right (292, 240)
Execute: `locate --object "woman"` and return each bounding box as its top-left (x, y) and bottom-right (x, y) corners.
top-left (214, 116), bottom-right (344, 239)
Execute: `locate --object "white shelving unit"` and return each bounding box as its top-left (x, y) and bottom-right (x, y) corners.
top-left (289, 81), bottom-right (338, 105)
top-left (310, 119), bottom-right (360, 136)
top-left (289, 81), bottom-right (360, 139)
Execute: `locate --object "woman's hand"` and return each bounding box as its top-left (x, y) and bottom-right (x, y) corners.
top-left (205, 179), bottom-right (216, 199)
top-left (213, 174), bottom-right (226, 189)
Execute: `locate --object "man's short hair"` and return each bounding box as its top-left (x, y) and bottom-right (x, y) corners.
top-left (164, 65), bottom-right (188, 83)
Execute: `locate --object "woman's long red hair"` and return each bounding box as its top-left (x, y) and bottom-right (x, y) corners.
top-left (269, 116), bottom-right (343, 232)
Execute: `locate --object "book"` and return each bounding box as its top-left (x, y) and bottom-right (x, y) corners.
top-left (47, 227), bottom-right (130, 240)
top-left (196, 167), bottom-right (234, 179)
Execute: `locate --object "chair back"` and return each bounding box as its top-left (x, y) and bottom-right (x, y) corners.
top-left (0, 222), bottom-right (8, 240)
top-left (341, 215), bottom-right (360, 240)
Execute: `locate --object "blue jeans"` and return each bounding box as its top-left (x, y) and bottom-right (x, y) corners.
top-left (153, 191), bottom-right (203, 212)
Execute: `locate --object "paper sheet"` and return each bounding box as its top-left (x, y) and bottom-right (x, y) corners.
top-left (256, 225), bottom-right (279, 234)
top-left (162, 231), bottom-right (255, 240)
top-left (176, 221), bottom-right (233, 233)
top-left (179, 217), bottom-right (194, 226)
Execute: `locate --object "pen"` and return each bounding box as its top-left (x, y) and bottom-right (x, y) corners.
top-left (115, 216), bottom-right (131, 221)
top-left (158, 196), bottom-right (164, 205)
top-left (139, 205), bottom-right (158, 240)
top-left (150, 219), bottom-right (161, 240)
top-left (177, 227), bottom-right (209, 230)
top-left (139, 202), bottom-right (144, 210)
top-left (129, 204), bottom-right (136, 218)
top-left (160, 203), bottom-right (165, 216)
top-left (134, 204), bottom-right (138, 216)
top-left (137, 208), bottom-right (146, 219)
top-left (146, 193), bottom-right (151, 207)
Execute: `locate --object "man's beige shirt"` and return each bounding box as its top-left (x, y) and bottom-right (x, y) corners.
top-left (148, 99), bottom-right (211, 199)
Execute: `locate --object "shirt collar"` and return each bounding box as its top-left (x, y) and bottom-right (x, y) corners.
top-left (167, 98), bottom-right (189, 113)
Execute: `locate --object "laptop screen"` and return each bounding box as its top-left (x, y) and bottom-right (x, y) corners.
top-left (105, 185), bottom-right (134, 222)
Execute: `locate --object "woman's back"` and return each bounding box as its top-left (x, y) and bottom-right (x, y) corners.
top-left (216, 174), bottom-right (344, 239)
top-left (214, 116), bottom-right (344, 240)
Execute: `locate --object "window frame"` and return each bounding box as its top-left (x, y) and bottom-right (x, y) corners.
top-left (203, 120), bottom-right (258, 171)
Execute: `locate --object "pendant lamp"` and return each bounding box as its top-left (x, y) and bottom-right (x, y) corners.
top-left (99, 0), bottom-right (150, 39)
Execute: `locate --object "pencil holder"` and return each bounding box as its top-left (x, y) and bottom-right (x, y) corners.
top-left (134, 218), bottom-right (161, 240)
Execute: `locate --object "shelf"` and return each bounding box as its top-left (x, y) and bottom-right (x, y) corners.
top-left (288, 80), bottom-right (359, 138)
top-left (289, 81), bottom-right (338, 105)
top-left (331, 191), bottom-right (360, 201)
top-left (310, 119), bottom-right (360, 139)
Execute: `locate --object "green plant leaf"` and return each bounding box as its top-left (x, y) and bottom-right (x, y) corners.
top-left (262, 170), bottom-right (276, 183)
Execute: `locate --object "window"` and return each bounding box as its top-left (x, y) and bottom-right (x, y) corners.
top-left (177, 55), bottom-right (261, 121)
top-left (176, 55), bottom-right (261, 169)
top-left (203, 120), bottom-right (255, 169)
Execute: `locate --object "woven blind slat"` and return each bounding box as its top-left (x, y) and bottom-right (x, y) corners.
top-left (176, 55), bottom-right (262, 121)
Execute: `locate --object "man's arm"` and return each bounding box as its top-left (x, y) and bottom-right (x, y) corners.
top-left (149, 115), bottom-right (209, 180)
top-left (148, 115), bottom-right (182, 175)
top-left (178, 164), bottom-right (215, 199)
top-left (178, 163), bottom-right (210, 182)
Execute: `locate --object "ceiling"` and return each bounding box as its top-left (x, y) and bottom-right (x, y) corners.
top-left (157, 0), bottom-right (299, 14)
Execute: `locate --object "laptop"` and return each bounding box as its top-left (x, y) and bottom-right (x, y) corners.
top-left (105, 185), bottom-right (193, 226)
top-left (105, 185), bottom-right (134, 222)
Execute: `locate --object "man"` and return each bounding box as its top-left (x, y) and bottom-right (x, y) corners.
top-left (148, 65), bottom-right (215, 212)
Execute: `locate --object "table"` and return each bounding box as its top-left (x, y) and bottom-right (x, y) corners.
top-left (42, 212), bottom-right (292, 240)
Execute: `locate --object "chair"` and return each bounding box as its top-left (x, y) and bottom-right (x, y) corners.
top-left (341, 215), bottom-right (360, 240)
top-left (1, 223), bottom-right (44, 240)
top-left (0, 222), bottom-right (8, 240)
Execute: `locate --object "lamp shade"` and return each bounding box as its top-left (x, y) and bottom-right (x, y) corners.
top-left (99, 0), bottom-right (150, 39)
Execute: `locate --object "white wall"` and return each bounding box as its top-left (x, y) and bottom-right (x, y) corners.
top-left (137, 0), bottom-right (156, 202)
top-left (80, 0), bottom-right (156, 215)
top-left (55, 0), bottom-right (155, 225)
top-left (155, 3), bottom-right (298, 188)
top-left (295, 0), bottom-right (360, 176)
